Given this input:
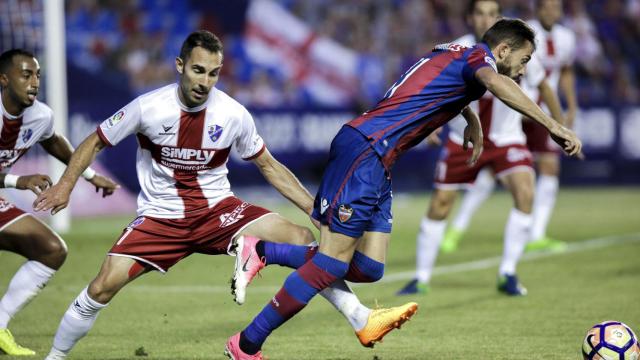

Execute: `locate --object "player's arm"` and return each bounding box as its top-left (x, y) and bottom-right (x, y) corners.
top-left (34, 132), bottom-right (114, 214)
top-left (559, 64), bottom-right (577, 128)
top-left (474, 67), bottom-right (582, 156)
top-left (252, 148), bottom-right (314, 215)
top-left (39, 133), bottom-right (119, 198)
top-left (538, 80), bottom-right (565, 125)
top-left (460, 106), bottom-right (483, 165)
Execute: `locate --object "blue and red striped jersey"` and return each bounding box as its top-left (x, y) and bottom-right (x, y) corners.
top-left (347, 42), bottom-right (497, 168)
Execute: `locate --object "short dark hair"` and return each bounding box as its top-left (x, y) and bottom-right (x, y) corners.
top-left (179, 30), bottom-right (223, 62)
top-left (467, 0), bottom-right (501, 15)
top-left (481, 18), bottom-right (536, 51)
top-left (0, 49), bottom-right (36, 74)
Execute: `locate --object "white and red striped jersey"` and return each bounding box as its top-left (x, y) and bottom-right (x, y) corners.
top-left (447, 34), bottom-right (546, 147)
top-left (0, 93), bottom-right (54, 172)
top-left (521, 19), bottom-right (576, 106)
top-left (97, 84), bottom-right (265, 219)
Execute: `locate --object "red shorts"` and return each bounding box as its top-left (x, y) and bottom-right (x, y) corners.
top-left (434, 140), bottom-right (534, 189)
top-left (109, 196), bottom-right (273, 272)
top-left (522, 118), bottom-right (561, 154)
top-left (0, 197), bottom-right (27, 232)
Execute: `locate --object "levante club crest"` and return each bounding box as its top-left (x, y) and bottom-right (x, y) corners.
top-left (208, 125), bottom-right (224, 142)
top-left (338, 204), bottom-right (353, 223)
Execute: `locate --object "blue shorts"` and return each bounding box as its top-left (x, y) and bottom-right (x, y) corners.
top-left (311, 126), bottom-right (393, 238)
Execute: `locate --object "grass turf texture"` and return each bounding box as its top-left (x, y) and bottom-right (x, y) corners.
top-left (1, 187), bottom-right (639, 359)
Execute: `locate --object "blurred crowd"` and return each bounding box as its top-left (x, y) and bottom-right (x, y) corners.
top-left (1, 0), bottom-right (639, 109)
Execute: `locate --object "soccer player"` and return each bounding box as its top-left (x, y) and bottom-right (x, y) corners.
top-left (223, 19), bottom-right (582, 359)
top-left (396, 0), bottom-right (567, 296)
top-left (441, 0), bottom-right (578, 253)
top-left (398, 0), bottom-right (562, 295)
top-left (34, 31), bottom-right (414, 360)
top-left (0, 49), bottom-right (118, 355)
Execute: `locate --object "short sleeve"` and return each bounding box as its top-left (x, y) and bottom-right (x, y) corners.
top-left (463, 47), bottom-right (497, 84)
top-left (96, 98), bottom-right (142, 146)
top-left (235, 107), bottom-right (265, 160)
top-left (523, 56), bottom-right (546, 88)
top-left (38, 109), bottom-right (55, 141)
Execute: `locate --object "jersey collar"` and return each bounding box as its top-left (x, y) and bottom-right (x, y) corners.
top-left (174, 85), bottom-right (211, 113)
top-left (477, 42), bottom-right (496, 60)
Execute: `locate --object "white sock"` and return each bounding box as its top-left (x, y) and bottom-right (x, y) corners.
top-left (531, 175), bottom-right (558, 240)
top-left (499, 208), bottom-right (533, 275)
top-left (415, 218), bottom-right (447, 284)
top-left (452, 168), bottom-right (495, 231)
top-left (0, 260), bottom-right (56, 328)
top-left (46, 287), bottom-right (107, 359)
top-left (320, 280), bottom-right (370, 331)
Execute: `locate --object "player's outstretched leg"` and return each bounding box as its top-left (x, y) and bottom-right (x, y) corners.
top-left (443, 168), bottom-right (496, 253)
top-left (44, 256), bottom-right (148, 360)
top-left (0, 214), bottom-right (67, 356)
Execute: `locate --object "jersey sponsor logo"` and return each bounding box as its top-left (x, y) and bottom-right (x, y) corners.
top-left (159, 146), bottom-right (217, 170)
top-left (0, 198), bottom-right (15, 212)
top-left (338, 204), bottom-right (353, 223)
top-left (106, 110), bottom-right (125, 129)
top-left (484, 56), bottom-right (497, 72)
top-left (320, 198), bottom-right (329, 214)
top-left (208, 124), bottom-right (224, 142)
top-left (0, 149), bottom-right (27, 170)
top-left (21, 128), bottom-right (33, 143)
top-left (219, 202), bottom-right (251, 228)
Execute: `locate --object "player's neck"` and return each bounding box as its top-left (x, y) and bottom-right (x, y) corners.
top-left (0, 92), bottom-right (25, 119)
top-left (538, 19), bottom-right (555, 32)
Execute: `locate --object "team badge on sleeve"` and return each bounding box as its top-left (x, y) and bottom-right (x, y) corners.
top-left (338, 204), bottom-right (354, 223)
top-left (208, 125), bottom-right (224, 142)
top-left (21, 128), bottom-right (33, 143)
top-left (106, 110), bottom-right (125, 128)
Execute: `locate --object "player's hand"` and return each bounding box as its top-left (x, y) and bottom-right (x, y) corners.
top-left (88, 174), bottom-right (120, 198)
top-left (16, 174), bottom-right (52, 195)
top-left (33, 182), bottom-right (73, 215)
top-left (425, 128), bottom-right (443, 146)
top-left (550, 125), bottom-right (582, 157)
top-left (463, 123), bottom-right (483, 166)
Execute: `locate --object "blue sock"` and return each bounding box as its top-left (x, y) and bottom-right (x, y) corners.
top-left (241, 252), bottom-right (348, 353)
top-left (344, 251), bottom-right (385, 283)
top-left (263, 242), bottom-right (317, 269)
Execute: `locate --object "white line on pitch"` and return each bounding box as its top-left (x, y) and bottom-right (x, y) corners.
top-left (58, 232), bottom-right (640, 294)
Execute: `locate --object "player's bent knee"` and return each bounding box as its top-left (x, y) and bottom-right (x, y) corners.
top-left (34, 235), bottom-right (68, 270)
top-left (87, 280), bottom-right (118, 304)
top-left (344, 251), bottom-right (385, 283)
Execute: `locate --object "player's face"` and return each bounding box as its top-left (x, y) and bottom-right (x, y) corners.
top-left (0, 56), bottom-right (40, 109)
top-left (468, 1), bottom-right (501, 39)
top-left (495, 41), bottom-right (534, 81)
top-left (176, 47), bottom-right (223, 108)
top-left (538, 0), bottom-right (563, 29)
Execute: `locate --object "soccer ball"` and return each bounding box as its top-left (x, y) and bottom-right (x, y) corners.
top-left (582, 321), bottom-right (640, 360)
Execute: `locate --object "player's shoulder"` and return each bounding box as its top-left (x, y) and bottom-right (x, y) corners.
top-left (552, 23), bottom-right (576, 42)
top-left (24, 99), bottom-right (53, 120)
top-left (452, 34), bottom-right (476, 47)
top-left (137, 83), bottom-right (177, 105)
top-left (209, 87), bottom-right (250, 116)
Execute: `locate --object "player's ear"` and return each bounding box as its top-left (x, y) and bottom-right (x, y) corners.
top-left (175, 57), bottom-right (184, 74)
top-left (496, 43), bottom-right (511, 60)
top-left (0, 73), bottom-right (8, 88)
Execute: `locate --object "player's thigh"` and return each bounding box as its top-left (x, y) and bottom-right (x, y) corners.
top-left (501, 169), bottom-right (535, 213)
top-left (356, 231), bottom-right (390, 264)
top-left (318, 225), bottom-right (360, 263)
top-left (88, 255), bottom-right (150, 303)
top-left (535, 153), bottom-right (560, 175)
top-left (239, 213), bottom-right (314, 245)
top-left (0, 214), bottom-right (67, 263)
top-left (427, 188), bottom-right (458, 220)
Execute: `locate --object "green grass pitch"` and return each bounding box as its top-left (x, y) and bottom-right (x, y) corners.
top-left (1, 187), bottom-right (639, 359)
